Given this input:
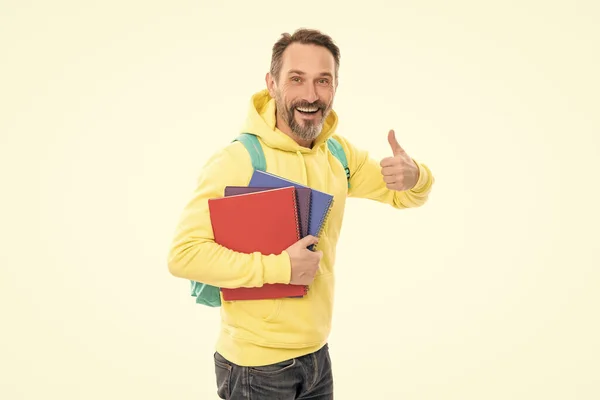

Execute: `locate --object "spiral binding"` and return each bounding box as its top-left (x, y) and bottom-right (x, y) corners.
top-left (299, 195), bottom-right (310, 238)
top-left (290, 188), bottom-right (301, 240)
top-left (315, 198), bottom-right (335, 239)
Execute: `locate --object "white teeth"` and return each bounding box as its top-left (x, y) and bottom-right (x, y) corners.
top-left (296, 107), bottom-right (318, 113)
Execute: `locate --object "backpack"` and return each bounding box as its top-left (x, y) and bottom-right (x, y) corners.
top-left (190, 132), bottom-right (350, 307)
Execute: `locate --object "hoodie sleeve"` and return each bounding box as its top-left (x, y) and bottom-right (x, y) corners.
top-left (167, 143), bottom-right (292, 288)
top-left (333, 134), bottom-right (435, 208)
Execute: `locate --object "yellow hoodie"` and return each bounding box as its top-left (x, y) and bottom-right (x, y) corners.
top-left (168, 89), bottom-right (434, 367)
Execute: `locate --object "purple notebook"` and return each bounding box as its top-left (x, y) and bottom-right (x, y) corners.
top-left (224, 186), bottom-right (312, 238)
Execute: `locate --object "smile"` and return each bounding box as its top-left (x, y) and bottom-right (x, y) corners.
top-left (295, 107), bottom-right (320, 114)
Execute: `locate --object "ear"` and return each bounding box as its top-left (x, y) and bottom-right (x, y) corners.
top-left (265, 72), bottom-right (276, 97)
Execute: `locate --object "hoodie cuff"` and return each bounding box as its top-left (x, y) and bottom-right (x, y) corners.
top-left (409, 160), bottom-right (431, 193)
top-left (262, 252), bottom-right (292, 285)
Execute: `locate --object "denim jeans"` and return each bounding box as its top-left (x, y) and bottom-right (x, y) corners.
top-left (214, 343), bottom-right (333, 399)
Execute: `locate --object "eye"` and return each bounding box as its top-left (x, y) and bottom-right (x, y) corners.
top-left (290, 76), bottom-right (302, 83)
top-left (317, 78), bottom-right (330, 85)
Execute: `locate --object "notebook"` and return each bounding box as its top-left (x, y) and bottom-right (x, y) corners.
top-left (248, 170), bottom-right (335, 245)
top-left (208, 186), bottom-right (307, 301)
top-left (224, 186), bottom-right (312, 238)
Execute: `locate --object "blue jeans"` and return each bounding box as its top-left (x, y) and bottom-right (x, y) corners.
top-left (214, 343), bottom-right (334, 399)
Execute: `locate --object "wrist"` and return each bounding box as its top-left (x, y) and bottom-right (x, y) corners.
top-left (263, 251), bottom-right (292, 284)
top-left (409, 161), bottom-right (429, 192)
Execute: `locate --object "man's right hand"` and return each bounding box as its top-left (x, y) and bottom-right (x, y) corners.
top-left (285, 235), bottom-right (322, 285)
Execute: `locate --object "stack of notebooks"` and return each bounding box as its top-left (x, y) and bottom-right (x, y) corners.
top-left (208, 169), bottom-right (334, 301)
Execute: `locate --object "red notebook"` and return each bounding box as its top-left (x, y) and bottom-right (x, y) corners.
top-left (208, 186), bottom-right (307, 301)
top-left (224, 186), bottom-right (312, 238)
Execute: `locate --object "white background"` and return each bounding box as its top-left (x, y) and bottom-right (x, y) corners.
top-left (1, 1), bottom-right (599, 399)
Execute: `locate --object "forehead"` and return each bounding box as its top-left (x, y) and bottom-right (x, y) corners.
top-left (280, 43), bottom-right (335, 75)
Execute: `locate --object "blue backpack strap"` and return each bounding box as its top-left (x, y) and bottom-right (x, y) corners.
top-left (190, 133), bottom-right (267, 307)
top-left (327, 137), bottom-right (350, 188)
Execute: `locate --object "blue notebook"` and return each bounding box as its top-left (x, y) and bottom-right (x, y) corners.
top-left (248, 170), bottom-right (334, 242)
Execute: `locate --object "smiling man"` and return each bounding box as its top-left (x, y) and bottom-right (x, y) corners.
top-left (268, 40), bottom-right (336, 147)
top-left (168, 28), bottom-right (435, 399)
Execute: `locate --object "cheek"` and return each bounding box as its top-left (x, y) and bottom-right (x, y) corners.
top-left (318, 87), bottom-right (334, 103)
top-left (277, 91), bottom-right (293, 109)
top-left (280, 83), bottom-right (298, 97)
top-left (278, 91), bottom-right (295, 107)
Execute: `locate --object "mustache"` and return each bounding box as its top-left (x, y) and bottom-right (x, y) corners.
top-left (290, 100), bottom-right (327, 111)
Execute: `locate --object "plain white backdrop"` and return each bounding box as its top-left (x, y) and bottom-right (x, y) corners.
top-left (1, 1), bottom-right (599, 399)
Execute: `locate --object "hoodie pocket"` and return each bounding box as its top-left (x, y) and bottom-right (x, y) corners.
top-left (262, 299), bottom-right (282, 322)
top-left (223, 298), bottom-right (282, 324)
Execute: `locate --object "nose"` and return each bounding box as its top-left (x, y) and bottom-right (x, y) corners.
top-left (302, 82), bottom-right (319, 104)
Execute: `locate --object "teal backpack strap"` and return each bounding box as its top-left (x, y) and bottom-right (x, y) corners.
top-left (327, 137), bottom-right (350, 188)
top-left (190, 281), bottom-right (222, 307)
top-left (234, 133), bottom-right (266, 171)
top-left (189, 133), bottom-right (267, 307)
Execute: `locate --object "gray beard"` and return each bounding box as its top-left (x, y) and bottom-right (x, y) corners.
top-left (275, 93), bottom-right (330, 142)
top-left (288, 112), bottom-right (323, 141)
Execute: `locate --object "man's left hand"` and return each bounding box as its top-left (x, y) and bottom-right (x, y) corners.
top-left (380, 129), bottom-right (420, 191)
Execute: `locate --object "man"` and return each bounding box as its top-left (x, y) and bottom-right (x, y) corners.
top-left (168, 28), bottom-right (435, 399)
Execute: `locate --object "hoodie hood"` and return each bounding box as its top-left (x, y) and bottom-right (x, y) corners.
top-left (240, 89), bottom-right (339, 153)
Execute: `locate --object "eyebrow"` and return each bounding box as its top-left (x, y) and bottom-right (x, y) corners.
top-left (287, 70), bottom-right (333, 78)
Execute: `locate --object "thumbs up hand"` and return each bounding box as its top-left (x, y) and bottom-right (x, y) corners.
top-left (380, 129), bottom-right (420, 191)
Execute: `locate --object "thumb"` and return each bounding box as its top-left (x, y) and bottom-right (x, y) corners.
top-left (387, 129), bottom-right (405, 156)
top-left (297, 235), bottom-right (319, 248)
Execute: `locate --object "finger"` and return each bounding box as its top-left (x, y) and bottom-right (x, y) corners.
top-left (298, 235), bottom-right (319, 247)
top-left (381, 165), bottom-right (400, 176)
top-left (311, 250), bottom-right (323, 261)
top-left (382, 174), bottom-right (396, 184)
top-left (379, 156), bottom-right (397, 168)
top-left (387, 129), bottom-right (405, 156)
